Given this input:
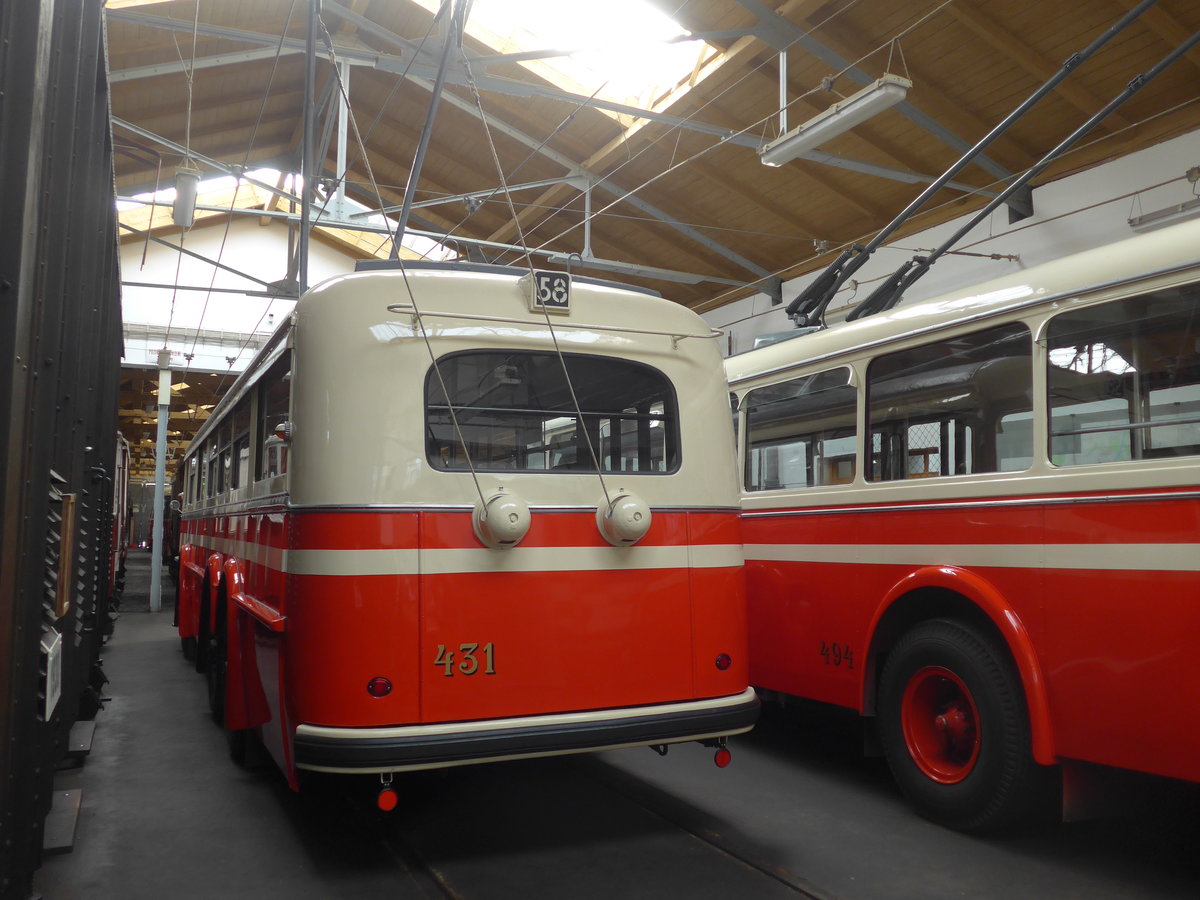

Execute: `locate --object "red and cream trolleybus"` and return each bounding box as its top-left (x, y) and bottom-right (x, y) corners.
top-left (175, 261), bottom-right (757, 806)
top-left (726, 218), bottom-right (1200, 831)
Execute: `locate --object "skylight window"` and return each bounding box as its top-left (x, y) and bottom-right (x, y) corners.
top-left (118, 168), bottom-right (455, 261)
top-left (411, 0), bottom-right (720, 116)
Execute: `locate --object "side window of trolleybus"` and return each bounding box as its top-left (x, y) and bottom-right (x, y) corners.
top-left (425, 350), bottom-right (679, 473)
top-left (230, 397), bottom-right (252, 490)
top-left (867, 323), bottom-right (1033, 481)
top-left (204, 440), bottom-right (217, 498)
top-left (1047, 285), bottom-right (1200, 465)
top-left (256, 352), bottom-right (292, 481)
top-left (743, 367), bottom-right (856, 491)
top-left (217, 419), bottom-right (233, 495)
top-left (186, 456), bottom-right (198, 505)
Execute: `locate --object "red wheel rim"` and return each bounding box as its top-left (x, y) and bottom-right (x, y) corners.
top-left (900, 665), bottom-right (981, 784)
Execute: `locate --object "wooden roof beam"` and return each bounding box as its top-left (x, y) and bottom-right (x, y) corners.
top-left (729, 0), bottom-right (1015, 183)
top-left (1114, 0), bottom-right (1200, 76)
top-left (945, 2), bottom-right (1132, 130)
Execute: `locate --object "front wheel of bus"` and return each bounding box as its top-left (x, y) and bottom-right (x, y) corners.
top-left (878, 618), bottom-right (1051, 833)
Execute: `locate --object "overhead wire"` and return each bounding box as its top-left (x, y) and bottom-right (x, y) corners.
top-left (304, 3), bottom-right (445, 256)
top-left (313, 0), bottom-right (493, 511)
top-left (185, 0), bottom-right (300, 400)
top-left (465, 0), bottom-right (878, 270)
top-left (162, 0), bottom-right (202, 352)
top-left (517, 0), bottom-right (957, 272)
top-left (461, 49), bottom-right (615, 509)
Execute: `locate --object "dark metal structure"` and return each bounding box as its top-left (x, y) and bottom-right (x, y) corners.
top-left (0, 1), bottom-right (123, 896)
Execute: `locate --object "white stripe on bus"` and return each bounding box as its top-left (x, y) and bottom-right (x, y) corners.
top-left (186, 538), bottom-right (743, 576)
top-left (744, 543), bottom-right (1200, 572)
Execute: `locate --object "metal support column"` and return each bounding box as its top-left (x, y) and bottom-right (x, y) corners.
top-left (149, 348), bottom-right (171, 613)
top-left (299, 0), bottom-right (319, 293)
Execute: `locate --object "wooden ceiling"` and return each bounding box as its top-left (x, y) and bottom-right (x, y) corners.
top-left (118, 367), bottom-right (227, 481)
top-left (106, 0), bottom-right (1200, 477)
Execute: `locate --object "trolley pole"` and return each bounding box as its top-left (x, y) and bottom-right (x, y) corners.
top-left (149, 347), bottom-right (172, 613)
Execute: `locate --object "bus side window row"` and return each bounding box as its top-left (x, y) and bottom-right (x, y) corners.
top-left (741, 283), bottom-right (1200, 491)
top-left (181, 350), bottom-right (292, 507)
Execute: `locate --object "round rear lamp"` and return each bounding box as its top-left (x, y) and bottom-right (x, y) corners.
top-left (715, 653), bottom-right (732, 671)
top-left (596, 492), bottom-right (652, 546)
top-left (377, 787), bottom-right (399, 811)
top-left (367, 677), bottom-right (392, 698)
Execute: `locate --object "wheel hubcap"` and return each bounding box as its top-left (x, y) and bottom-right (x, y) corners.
top-left (900, 665), bottom-right (980, 784)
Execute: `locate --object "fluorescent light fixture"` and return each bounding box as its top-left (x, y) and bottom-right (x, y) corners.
top-left (172, 165), bottom-right (201, 227)
top-left (1128, 196), bottom-right (1200, 232)
top-left (759, 74), bottom-right (912, 167)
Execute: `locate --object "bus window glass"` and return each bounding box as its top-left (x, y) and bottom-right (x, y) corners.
top-left (215, 418), bottom-right (232, 495)
top-left (743, 367), bottom-right (856, 491)
top-left (204, 440), bottom-right (218, 498)
top-left (867, 323), bottom-right (1032, 481)
top-left (257, 352), bottom-right (291, 480)
top-left (1048, 285), bottom-right (1200, 465)
top-left (426, 351), bottom-right (679, 473)
top-left (230, 397), bottom-right (252, 489)
top-left (730, 392), bottom-right (739, 448)
top-left (186, 455), bottom-right (198, 505)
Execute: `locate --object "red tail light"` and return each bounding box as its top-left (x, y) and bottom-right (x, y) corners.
top-left (367, 677), bottom-right (392, 698)
top-left (377, 787), bottom-right (399, 811)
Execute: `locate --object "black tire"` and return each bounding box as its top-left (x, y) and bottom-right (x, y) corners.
top-left (180, 635), bottom-right (197, 661)
top-left (877, 618), bottom-right (1054, 833)
top-left (206, 629), bottom-right (225, 725)
top-left (194, 592), bottom-right (210, 674)
top-left (228, 728), bottom-right (248, 765)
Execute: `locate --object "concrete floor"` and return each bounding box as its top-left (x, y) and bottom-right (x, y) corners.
top-left (33, 553), bottom-right (1200, 899)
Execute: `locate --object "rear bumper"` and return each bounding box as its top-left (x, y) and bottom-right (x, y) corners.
top-left (294, 687), bottom-right (760, 773)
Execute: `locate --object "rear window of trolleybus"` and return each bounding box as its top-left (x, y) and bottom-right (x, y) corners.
top-left (425, 350), bottom-right (681, 474)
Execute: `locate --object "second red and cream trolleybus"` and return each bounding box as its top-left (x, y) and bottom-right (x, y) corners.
top-left (175, 261), bottom-right (757, 806)
top-left (726, 218), bottom-right (1200, 831)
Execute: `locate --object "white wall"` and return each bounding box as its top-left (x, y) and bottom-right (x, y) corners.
top-left (120, 217), bottom-right (358, 371)
top-left (704, 128), bottom-right (1200, 356)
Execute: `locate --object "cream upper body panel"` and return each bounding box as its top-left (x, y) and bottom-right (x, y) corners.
top-left (727, 218), bottom-right (1200, 510)
top-left (288, 266), bottom-right (738, 509)
top-left (726, 218), bottom-right (1200, 388)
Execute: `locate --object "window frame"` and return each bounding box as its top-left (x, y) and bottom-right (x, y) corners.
top-left (865, 322), bottom-right (1034, 483)
top-left (742, 366), bottom-right (858, 492)
top-left (424, 349), bottom-right (682, 476)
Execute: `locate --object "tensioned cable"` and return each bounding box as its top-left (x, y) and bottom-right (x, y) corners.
top-left (311, 0), bottom-right (492, 511)
top-left (517, 0), bottom-right (954, 270)
top-left (481, 0), bottom-right (879, 270)
top-left (326, 0), bottom-right (865, 277)
top-left (516, 0), bottom-right (1162, 318)
top-left (305, 7), bottom-right (445, 242)
top-left (321, 0), bottom-right (865, 274)
top-left (355, 0), bottom-right (616, 513)
top-left (162, 1), bottom-right (201, 351)
top-left (186, 1), bottom-right (299, 398)
top-left (460, 52), bottom-right (618, 512)
top-left (431, 80), bottom-right (612, 251)
top-left (483, 0), bottom-right (869, 261)
top-left (354, 182), bottom-right (817, 243)
top-left (140, 156), bottom-right (163, 271)
top-left (703, 151), bottom-right (1199, 330)
top-left (692, 82), bottom-right (1200, 320)
top-left (193, 3), bottom-right (439, 400)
